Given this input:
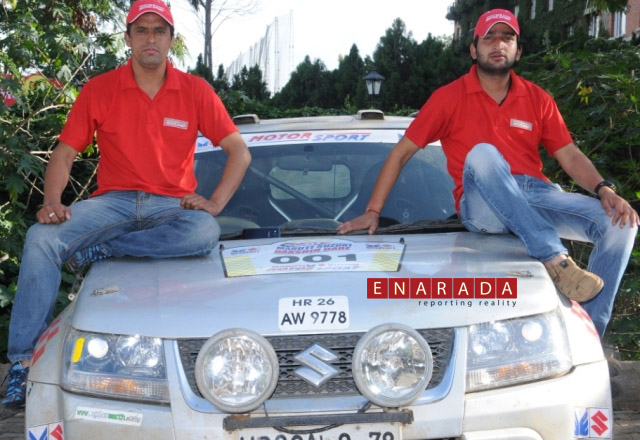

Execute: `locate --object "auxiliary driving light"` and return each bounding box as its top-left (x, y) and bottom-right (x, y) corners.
top-left (195, 328), bottom-right (279, 413)
top-left (352, 323), bottom-right (433, 407)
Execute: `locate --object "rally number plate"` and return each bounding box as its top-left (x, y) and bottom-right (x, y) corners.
top-left (236, 423), bottom-right (401, 440)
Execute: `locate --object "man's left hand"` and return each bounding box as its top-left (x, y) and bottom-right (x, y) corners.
top-left (599, 190), bottom-right (640, 228)
top-left (181, 194), bottom-right (221, 216)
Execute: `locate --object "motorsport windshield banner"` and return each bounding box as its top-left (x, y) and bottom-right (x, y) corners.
top-left (196, 129), bottom-right (406, 153)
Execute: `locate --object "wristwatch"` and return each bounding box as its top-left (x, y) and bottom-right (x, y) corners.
top-left (594, 180), bottom-right (616, 199)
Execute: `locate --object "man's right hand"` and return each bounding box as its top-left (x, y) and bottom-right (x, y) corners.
top-left (337, 211), bottom-right (380, 235)
top-left (38, 202), bottom-right (71, 224)
top-left (38, 142), bottom-right (78, 224)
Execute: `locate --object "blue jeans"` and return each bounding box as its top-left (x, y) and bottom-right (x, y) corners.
top-left (8, 191), bottom-right (220, 364)
top-left (459, 144), bottom-right (637, 337)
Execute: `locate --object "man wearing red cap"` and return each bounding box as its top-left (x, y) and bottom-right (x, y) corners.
top-left (339, 9), bottom-right (637, 338)
top-left (2, 0), bottom-right (251, 408)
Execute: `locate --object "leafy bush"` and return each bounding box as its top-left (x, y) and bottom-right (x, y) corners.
top-left (519, 37), bottom-right (640, 358)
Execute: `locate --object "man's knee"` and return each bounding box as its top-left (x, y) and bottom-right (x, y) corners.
top-left (188, 211), bottom-right (221, 252)
top-left (465, 143), bottom-right (506, 175)
top-left (599, 218), bottom-right (637, 246)
top-left (607, 224), bottom-right (637, 259)
top-left (24, 223), bottom-right (58, 252)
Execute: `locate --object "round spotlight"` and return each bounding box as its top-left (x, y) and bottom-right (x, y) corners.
top-left (195, 329), bottom-right (278, 413)
top-left (353, 323), bottom-right (433, 408)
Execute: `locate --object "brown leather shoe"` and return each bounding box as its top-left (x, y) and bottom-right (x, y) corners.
top-left (547, 257), bottom-right (604, 302)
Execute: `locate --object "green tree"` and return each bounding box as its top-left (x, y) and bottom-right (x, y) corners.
top-left (189, 53), bottom-right (215, 84)
top-left (231, 65), bottom-right (270, 101)
top-left (213, 64), bottom-right (230, 93)
top-left (370, 19), bottom-right (465, 110)
top-left (333, 44), bottom-right (368, 110)
top-left (372, 18), bottom-right (417, 110)
top-left (587, 0), bottom-right (629, 12)
top-left (0, 0), bottom-right (130, 360)
top-left (273, 56), bottom-right (336, 109)
top-left (408, 34), bottom-right (467, 108)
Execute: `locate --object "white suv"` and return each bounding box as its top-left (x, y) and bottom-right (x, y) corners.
top-left (25, 111), bottom-right (612, 440)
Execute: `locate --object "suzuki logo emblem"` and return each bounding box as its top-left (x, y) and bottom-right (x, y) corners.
top-left (294, 343), bottom-right (339, 387)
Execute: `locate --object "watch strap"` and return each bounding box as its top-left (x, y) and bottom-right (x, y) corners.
top-left (594, 180), bottom-right (616, 199)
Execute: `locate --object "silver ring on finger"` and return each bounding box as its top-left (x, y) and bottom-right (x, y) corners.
top-left (48, 212), bottom-right (56, 218)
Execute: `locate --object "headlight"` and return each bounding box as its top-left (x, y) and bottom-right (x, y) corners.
top-left (352, 323), bottom-right (433, 408)
top-left (466, 309), bottom-right (572, 392)
top-left (62, 329), bottom-right (168, 402)
top-left (195, 329), bottom-right (278, 413)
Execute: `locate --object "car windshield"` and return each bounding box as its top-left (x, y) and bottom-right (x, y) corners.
top-left (194, 138), bottom-right (456, 238)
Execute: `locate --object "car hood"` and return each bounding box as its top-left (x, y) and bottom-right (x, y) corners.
top-left (71, 231), bottom-right (559, 338)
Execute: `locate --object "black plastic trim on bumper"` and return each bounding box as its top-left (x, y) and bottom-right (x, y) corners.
top-left (224, 410), bottom-right (414, 431)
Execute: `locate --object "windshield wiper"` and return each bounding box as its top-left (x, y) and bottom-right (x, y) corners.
top-left (279, 227), bottom-right (340, 236)
top-left (219, 218), bottom-right (465, 240)
top-left (375, 218), bottom-right (465, 234)
top-left (339, 218), bottom-right (465, 235)
top-left (220, 226), bottom-right (337, 240)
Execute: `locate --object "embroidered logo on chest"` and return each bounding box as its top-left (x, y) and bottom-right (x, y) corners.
top-left (510, 119), bottom-right (533, 131)
top-left (164, 118), bottom-right (189, 130)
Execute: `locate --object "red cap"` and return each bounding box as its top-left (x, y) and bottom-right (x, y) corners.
top-left (126, 0), bottom-right (174, 27)
top-left (473, 9), bottom-right (520, 39)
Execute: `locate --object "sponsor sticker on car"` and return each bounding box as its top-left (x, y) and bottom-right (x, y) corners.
top-left (74, 407), bottom-right (143, 426)
top-left (573, 407), bottom-right (612, 438)
top-left (222, 239), bottom-right (404, 277)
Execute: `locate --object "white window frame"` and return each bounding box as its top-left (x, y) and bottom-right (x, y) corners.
top-left (531, 0), bottom-right (537, 19)
top-left (613, 10), bottom-right (627, 37)
top-left (588, 14), bottom-right (600, 37)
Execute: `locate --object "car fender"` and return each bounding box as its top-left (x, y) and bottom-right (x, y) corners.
top-left (558, 296), bottom-right (604, 365)
top-left (28, 305), bottom-right (74, 385)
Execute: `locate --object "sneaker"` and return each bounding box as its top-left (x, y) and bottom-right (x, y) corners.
top-left (1, 362), bottom-right (29, 408)
top-left (547, 257), bottom-right (604, 302)
top-left (65, 245), bottom-right (108, 272)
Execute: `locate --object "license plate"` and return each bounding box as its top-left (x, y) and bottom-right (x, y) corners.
top-left (236, 422), bottom-right (401, 440)
top-left (278, 296), bottom-right (350, 331)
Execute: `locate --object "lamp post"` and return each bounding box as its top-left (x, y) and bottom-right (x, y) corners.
top-left (363, 69), bottom-right (385, 109)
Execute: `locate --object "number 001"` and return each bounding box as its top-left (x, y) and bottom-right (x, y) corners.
top-left (271, 254), bottom-right (357, 264)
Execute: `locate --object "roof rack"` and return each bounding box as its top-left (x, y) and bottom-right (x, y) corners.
top-left (356, 109), bottom-right (384, 120)
top-left (232, 114), bottom-right (260, 125)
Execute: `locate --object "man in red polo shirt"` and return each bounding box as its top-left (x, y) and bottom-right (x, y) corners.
top-left (2, 0), bottom-right (251, 408)
top-left (339, 9), bottom-right (637, 338)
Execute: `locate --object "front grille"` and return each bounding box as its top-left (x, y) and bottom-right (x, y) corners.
top-left (177, 328), bottom-right (454, 399)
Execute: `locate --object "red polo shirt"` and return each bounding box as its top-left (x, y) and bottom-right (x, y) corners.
top-left (59, 60), bottom-right (237, 198)
top-left (405, 64), bottom-right (573, 211)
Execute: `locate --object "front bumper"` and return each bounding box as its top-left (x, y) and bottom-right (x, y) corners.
top-left (26, 355), bottom-right (611, 440)
top-left (461, 359), bottom-right (612, 439)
